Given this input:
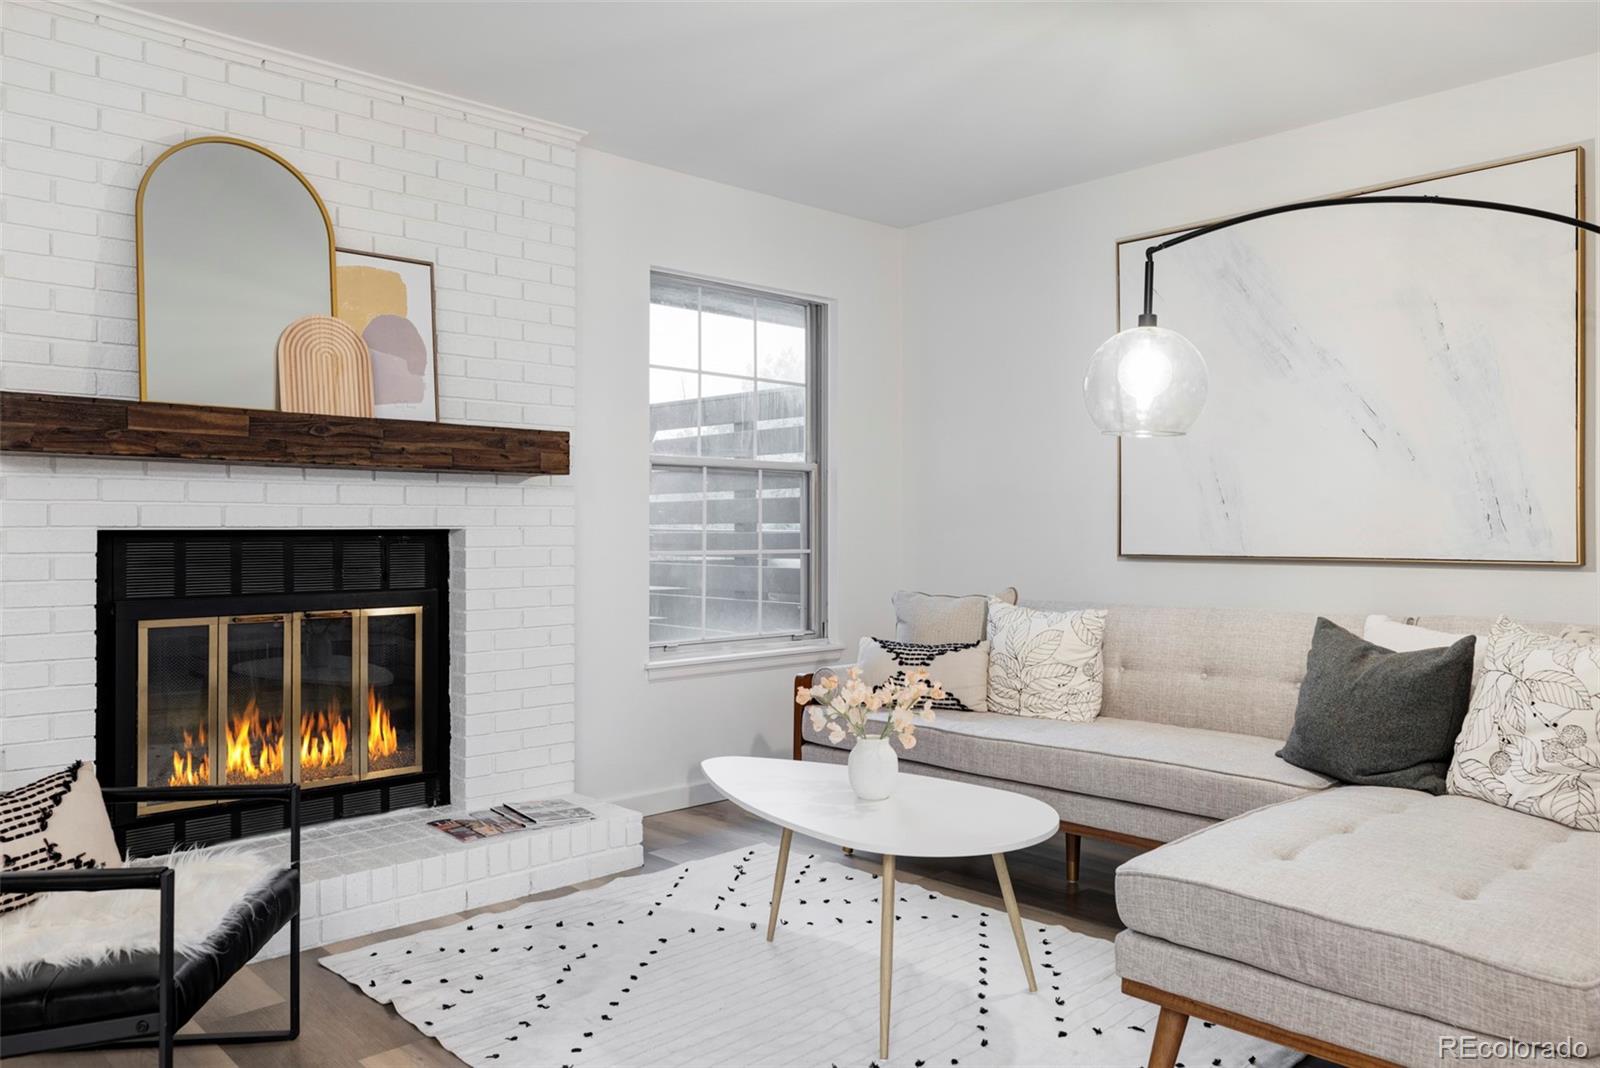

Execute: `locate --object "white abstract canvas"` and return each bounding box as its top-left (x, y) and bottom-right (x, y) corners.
top-left (1117, 148), bottom-right (1583, 563)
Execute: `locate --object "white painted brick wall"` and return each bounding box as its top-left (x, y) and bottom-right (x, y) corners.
top-left (0, 1), bottom-right (581, 807)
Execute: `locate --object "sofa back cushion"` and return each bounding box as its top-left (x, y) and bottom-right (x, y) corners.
top-left (1024, 602), bottom-right (1346, 738)
top-left (1025, 604), bottom-right (1592, 740)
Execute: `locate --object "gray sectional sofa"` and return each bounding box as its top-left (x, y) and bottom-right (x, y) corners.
top-left (794, 603), bottom-right (1599, 1068)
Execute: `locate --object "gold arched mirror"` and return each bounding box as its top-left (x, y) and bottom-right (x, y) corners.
top-left (137, 137), bottom-right (336, 410)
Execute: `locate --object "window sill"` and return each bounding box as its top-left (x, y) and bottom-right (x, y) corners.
top-left (645, 640), bottom-right (846, 680)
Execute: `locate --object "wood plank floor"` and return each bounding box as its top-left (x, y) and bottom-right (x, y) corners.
top-left (7, 801), bottom-right (1319, 1068)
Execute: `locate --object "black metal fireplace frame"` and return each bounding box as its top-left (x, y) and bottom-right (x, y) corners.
top-left (96, 531), bottom-right (451, 854)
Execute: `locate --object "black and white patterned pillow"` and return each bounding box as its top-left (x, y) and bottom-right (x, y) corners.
top-left (0, 761), bottom-right (122, 915)
top-left (857, 636), bottom-right (988, 712)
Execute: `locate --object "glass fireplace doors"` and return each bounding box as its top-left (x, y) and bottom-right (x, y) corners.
top-left (135, 606), bottom-right (424, 809)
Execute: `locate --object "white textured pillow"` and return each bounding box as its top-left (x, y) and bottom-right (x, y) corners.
top-left (1364, 615), bottom-right (1486, 680)
top-left (1446, 617), bottom-right (1600, 831)
top-left (857, 636), bottom-right (988, 712)
top-left (985, 600), bottom-right (1107, 721)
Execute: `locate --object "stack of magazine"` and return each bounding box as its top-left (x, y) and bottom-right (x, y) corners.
top-left (428, 799), bottom-right (595, 842)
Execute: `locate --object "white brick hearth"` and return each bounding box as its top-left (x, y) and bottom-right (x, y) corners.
top-left (244, 796), bottom-right (642, 957)
top-left (0, 0), bottom-right (638, 921)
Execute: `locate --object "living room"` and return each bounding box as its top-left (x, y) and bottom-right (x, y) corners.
top-left (0, 3), bottom-right (1596, 1067)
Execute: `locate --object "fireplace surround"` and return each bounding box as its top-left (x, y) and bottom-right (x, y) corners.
top-left (97, 531), bottom-right (449, 854)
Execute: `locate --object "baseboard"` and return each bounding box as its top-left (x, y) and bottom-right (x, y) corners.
top-left (607, 779), bottom-right (723, 816)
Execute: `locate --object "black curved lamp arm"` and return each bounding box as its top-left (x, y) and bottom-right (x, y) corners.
top-left (1137, 194), bottom-right (1599, 324)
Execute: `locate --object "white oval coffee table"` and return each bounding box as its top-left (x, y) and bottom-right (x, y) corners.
top-left (702, 756), bottom-right (1059, 1058)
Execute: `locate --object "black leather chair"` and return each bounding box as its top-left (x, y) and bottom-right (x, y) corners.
top-left (0, 783), bottom-right (301, 1067)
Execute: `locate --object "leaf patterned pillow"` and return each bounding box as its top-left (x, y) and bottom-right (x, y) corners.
top-left (985, 600), bottom-right (1107, 721)
top-left (1446, 617), bottom-right (1600, 831)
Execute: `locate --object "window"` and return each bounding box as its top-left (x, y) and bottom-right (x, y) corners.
top-left (648, 273), bottom-right (825, 652)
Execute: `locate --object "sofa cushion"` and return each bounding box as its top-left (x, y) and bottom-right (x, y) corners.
top-left (801, 710), bottom-right (1335, 822)
top-left (986, 601), bottom-right (1106, 721)
top-left (1116, 788), bottom-right (1600, 1046)
top-left (1447, 618), bottom-right (1600, 831)
top-left (892, 587), bottom-right (1017, 644)
top-left (1278, 617), bottom-right (1475, 794)
top-left (857, 635), bottom-right (988, 712)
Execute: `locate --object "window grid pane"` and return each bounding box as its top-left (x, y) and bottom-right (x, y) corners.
top-left (648, 464), bottom-right (813, 645)
top-left (649, 277), bottom-right (813, 465)
top-left (650, 272), bottom-right (820, 649)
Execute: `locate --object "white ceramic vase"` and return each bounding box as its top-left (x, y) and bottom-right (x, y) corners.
top-left (847, 735), bottom-right (898, 801)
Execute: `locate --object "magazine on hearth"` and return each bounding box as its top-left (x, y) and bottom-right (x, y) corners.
top-left (495, 799), bottom-right (595, 829)
top-left (427, 810), bottom-right (528, 842)
top-left (427, 800), bottom-right (594, 841)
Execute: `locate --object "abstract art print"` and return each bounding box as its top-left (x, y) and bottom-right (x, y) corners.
top-left (1115, 147), bottom-right (1584, 565)
top-left (335, 249), bottom-right (439, 421)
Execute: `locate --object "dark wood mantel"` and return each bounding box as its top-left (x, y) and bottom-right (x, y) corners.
top-left (0, 391), bottom-right (569, 476)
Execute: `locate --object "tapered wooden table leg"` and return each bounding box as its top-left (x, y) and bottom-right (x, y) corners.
top-left (1065, 832), bottom-right (1082, 886)
top-left (766, 827), bottom-right (792, 941)
top-left (992, 852), bottom-right (1037, 992)
top-left (879, 854), bottom-right (896, 1059)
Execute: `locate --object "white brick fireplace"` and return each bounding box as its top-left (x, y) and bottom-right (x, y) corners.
top-left (0, 1), bottom-right (586, 812)
top-left (0, 4), bottom-right (644, 947)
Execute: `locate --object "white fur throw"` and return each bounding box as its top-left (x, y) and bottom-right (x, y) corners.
top-left (0, 848), bottom-right (281, 978)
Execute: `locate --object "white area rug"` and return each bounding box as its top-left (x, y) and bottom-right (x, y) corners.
top-left (322, 844), bottom-right (1296, 1067)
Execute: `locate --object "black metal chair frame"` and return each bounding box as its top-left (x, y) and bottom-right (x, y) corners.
top-left (0, 783), bottom-right (300, 1068)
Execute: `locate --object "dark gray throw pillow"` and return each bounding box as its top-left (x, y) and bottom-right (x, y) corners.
top-left (1277, 618), bottom-right (1475, 794)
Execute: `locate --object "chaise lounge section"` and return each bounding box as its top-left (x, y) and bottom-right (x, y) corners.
top-left (1115, 786), bottom-right (1599, 1067)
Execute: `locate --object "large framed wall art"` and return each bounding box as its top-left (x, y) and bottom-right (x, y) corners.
top-left (1115, 146), bottom-right (1585, 565)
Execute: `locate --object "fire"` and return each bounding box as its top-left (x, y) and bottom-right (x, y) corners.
top-left (225, 696), bottom-right (285, 782)
top-left (368, 686), bottom-right (399, 759)
top-left (168, 749), bottom-right (208, 785)
top-left (161, 688), bottom-right (404, 787)
top-left (167, 723), bottom-right (209, 785)
top-left (300, 697), bottom-right (350, 774)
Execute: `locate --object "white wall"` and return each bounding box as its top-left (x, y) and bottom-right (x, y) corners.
top-left (0, 2), bottom-right (581, 805)
top-left (575, 150), bottom-right (904, 813)
top-left (901, 54), bottom-right (1600, 624)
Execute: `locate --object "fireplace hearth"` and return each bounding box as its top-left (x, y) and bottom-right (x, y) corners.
top-left (98, 531), bottom-right (449, 854)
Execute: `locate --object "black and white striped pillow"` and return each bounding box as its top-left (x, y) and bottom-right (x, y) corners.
top-left (0, 761), bottom-right (122, 915)
top-left (857, 636), bottom-right (988, 712)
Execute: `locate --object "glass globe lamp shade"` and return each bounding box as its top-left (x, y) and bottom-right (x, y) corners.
top-left (1082, 325), bottom-right (1208, 436)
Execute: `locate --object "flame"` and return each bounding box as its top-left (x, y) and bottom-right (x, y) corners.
top-left (167, 721), bottom-right (209, 785)
top-left (225, 696), bottom-right (285, 781)
top-left (300, 697), bottom-right (350, 772)
top-left (162, 686), bottom-right (405, 786)
top-left (168, 748), bottom-right (208, 785)
top-left (368, 686), bottom-right (399, 759)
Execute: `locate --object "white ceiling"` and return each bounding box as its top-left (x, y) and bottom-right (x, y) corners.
top-left (130, 1), bottom-right (1599, 227)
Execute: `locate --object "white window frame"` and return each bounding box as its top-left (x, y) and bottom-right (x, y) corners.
top-left (647, 271), bottom-right (828, 660)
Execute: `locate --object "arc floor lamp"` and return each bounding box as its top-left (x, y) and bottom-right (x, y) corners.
top-left (1084, 195), bottom-right (1597, 437)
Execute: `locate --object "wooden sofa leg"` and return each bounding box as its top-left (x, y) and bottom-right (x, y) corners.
top-left (1148, 1006), bottom-right (1189, 1068)
top-left (1065, 832), bottom-right (1081, 885)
